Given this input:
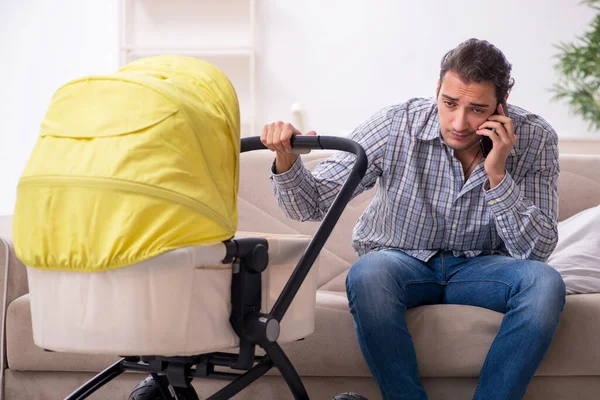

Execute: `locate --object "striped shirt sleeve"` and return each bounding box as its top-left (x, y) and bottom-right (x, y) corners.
top-left (484, 127), bottom-right (560, 261)
top-left (270, 108), bottom-right (392, 222)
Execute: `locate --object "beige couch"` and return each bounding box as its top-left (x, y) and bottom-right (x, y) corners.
top-left (1, 150), bottom-right (600, 400)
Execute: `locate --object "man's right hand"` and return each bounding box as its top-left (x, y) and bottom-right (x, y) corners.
top-left (260, 121), bottom-right (317, 174)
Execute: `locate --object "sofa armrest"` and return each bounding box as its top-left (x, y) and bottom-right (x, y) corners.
top-left (0, 215), bottom-right (29, 397)
top-left (0, 216), bottom-right (29, 305)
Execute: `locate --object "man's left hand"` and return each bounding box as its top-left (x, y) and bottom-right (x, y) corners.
top-left (476, 103), bottom-right (516, 188)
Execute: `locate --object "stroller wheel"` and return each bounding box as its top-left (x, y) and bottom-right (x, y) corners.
top-left (129, 375), bottom-right (199, 400)
top-left (332, 392), bottom-right (369, 400)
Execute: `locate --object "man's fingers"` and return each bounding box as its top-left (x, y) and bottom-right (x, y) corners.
top-left (487, 106), bottom-right (514, 137)
top-left (476, 128), bottom-right (501, 146)
top-left (261, 122), bottom-right (310, 154)
top-left (260, 125), bottom-right (268, 148)
top-left (481, 118), bottom-right (515, 146)
top-left (497, 103), bottom-right (505, 116)
top-left (478, 121), bottom-right (506, 139)
top-left (486, 114), bottom-right (513, 133)
top-left (283, 123), bottom-right (295, 154)
top-left (266, 123), bottom-right (275, 150)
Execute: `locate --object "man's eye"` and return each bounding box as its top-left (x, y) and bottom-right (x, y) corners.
top-left (444, 101), bottom-right (455, 108)
top-left (473, 109), bottom-right (484, 114)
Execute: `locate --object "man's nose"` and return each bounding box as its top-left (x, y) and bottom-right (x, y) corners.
top-left (452, 110), bottom-right (469, 132)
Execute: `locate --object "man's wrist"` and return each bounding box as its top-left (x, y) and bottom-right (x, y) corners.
top-left (487, 171), bottom-right (506, 189)
top-left (271, 156), bottom-right (306, 190)
top-left (483, 171), bottom-right (520, 215)
top-left (275, 153), bottom-right (299, 174)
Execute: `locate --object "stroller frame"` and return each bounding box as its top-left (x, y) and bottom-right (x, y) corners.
top-left (63, 136), bottom-right (367, 400)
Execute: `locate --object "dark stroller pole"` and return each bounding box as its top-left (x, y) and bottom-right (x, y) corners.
top-left (63, 136), bottom-right (368, 400)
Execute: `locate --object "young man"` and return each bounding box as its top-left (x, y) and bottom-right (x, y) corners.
top-left (260, 38), bottom-right (566, 400)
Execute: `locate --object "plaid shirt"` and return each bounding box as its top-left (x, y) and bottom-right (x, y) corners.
top-left (271, 97), bottom-right (560, 262)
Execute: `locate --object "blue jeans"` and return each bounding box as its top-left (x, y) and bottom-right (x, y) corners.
top-left (345, 250), bottom-right (566, 400)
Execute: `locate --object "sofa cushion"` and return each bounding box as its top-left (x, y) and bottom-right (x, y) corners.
top-left (556, 155), bottom-right (600, 222)
top-left (8, 290), bottom-right (600, 378)
top-left (282, 291), bottom-right (600, 378)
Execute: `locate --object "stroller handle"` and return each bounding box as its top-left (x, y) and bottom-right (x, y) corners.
top-left (240, 135), bottom-right (367, 322)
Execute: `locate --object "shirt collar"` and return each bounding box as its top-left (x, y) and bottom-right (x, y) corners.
top-left (416, 107), bottom-right (442, 141)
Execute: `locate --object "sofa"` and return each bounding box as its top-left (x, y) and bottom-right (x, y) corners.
top-left (1, 149), bottom-right (600, 400)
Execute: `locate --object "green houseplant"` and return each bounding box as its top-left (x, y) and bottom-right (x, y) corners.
top-left (551, 0), bottom-right (600, 131)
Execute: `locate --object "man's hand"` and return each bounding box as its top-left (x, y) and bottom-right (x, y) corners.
top-left (261, 121), bottom-right (317, 174)
top-left (476, 103), bottom-right (516, 188)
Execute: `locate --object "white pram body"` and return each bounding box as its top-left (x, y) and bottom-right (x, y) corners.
top-left (26, 233), bottom-right (318, 357)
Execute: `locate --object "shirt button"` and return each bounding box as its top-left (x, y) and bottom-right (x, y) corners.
top-left (489, 200), bottom-right (496, 205)
top-left (452, 224), bottom-right (457, 230)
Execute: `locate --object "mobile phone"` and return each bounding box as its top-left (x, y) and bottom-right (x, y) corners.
top-left (480, 101), bottom-right (507, 158)
top-left (480, 135), bottom-right (493, 158)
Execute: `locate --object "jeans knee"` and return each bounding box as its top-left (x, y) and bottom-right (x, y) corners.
top-left (347, 253), bottom-right (388, 293)
top-left (517, 260), bottom-right (562, 288)
top-left (543, 265), bottom-right (567, 300)
top-left (526, 262), bottom-right (566, 302)
top-left (346, 251), bottom-right (404, 303)
top-left (517, 261), bottom-right (566, 329)
top-left (543, 266), bottom-right (567, 314)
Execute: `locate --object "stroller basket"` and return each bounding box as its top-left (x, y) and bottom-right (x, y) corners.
top-left (29, 135), bottom-right (367, 400)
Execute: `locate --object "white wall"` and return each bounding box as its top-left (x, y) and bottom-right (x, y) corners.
top-left (0, 0), bottom-right (597, 215)
top-left (257, 0), bottom-right (598, 137)
top-left (0, 0), bottom-right (120, 215)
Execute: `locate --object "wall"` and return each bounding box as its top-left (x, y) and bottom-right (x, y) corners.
top-left (257, 0), bottom-right (597, 137)
top-left (0, 0), bottom-right (120, 215)
top-left (0, 0), bottom-right (597, 215)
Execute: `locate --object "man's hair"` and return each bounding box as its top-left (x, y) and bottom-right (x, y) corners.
top-left (439, 38), bottom-right (515, 105)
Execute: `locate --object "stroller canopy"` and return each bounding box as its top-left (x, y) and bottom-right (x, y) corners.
top-left (13, 56), bottom-right (241, 272)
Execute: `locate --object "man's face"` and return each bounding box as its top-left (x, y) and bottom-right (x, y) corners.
top-left (436, 71), bottom-right (498, 152)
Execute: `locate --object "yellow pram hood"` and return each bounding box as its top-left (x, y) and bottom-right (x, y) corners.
top-left (13, 56), bottom-right (241, 272)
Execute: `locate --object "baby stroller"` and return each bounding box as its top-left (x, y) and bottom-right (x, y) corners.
top-left (12, 56), bottom-right (368, 399)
